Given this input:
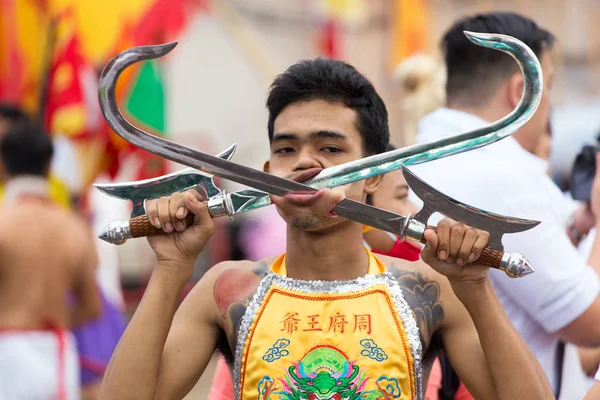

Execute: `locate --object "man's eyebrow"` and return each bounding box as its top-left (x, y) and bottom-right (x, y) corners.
top-left (271, 133), bottom-right (298, 142)
top-left (309, 130), bottom-right (348, 141)
top-left (396, 184), bottom-right (409, 191)
top-left (272, 130), bottom-right (348, 143)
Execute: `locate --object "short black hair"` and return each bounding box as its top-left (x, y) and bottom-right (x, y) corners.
top-left (0, 123), bottom-right (53, 177)
top-left (366, 143), bottom-right (396, 205)
top-left (0, 104), bottom-right (29, 125)
top-left (267, 58), bottom-right (389, 156)
top-left (443, 12), bottom-right (555, 106)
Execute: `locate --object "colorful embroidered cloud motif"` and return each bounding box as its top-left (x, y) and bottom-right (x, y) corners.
top-left (360, 338), bottom-right (388, 362)
top-left (377, 377), bottom-right (402, 398)
top-left (262, 338), bottom-right (291, 362)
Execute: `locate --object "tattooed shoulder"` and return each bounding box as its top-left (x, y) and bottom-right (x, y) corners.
top-left (213, 262), bottom-right (269, 348)
top-left (388, 264), bottom-right (445, 351)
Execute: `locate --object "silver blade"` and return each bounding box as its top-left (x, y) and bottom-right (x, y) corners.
top-left (98, 31), bottom-right (542, 215)
top-left (100, 48), bottom-right (410, 226)
top-left (98, 42), bottom-right (316, 197)
top-left (226, 187), bottom-right (410, 236)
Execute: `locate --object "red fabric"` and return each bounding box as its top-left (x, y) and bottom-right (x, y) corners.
top-left (371, 239), bottom-right (421, 262)
top-left (56, 328), bottom-right (67, 400)
top-left (427, 358), bottom-right (474, 400)
top-left (210, 356), bottom-right (234, 399)
top-left (132, 0), bottom-right (208, 45)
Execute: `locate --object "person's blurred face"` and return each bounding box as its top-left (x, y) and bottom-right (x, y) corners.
top-left (266, 99), bottom-right (380, 231)
top-left (534, 130), bottom-right (552, 162)
top-left (513, 50), bottom-right (555, 152)
top-left (370, 169), bottom-right (418, 217)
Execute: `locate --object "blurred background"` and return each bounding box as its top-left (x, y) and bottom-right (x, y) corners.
top-left (3, 0), bottom-right (600, 397)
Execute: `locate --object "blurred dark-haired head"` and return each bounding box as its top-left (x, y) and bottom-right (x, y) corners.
top-left (441, 12), bottom-right (555, 153)
top-left (267, 58), bottom-right (389, 156)
top-left (442, 12), bottom-right (555, 107)
top-left (0, 104), bottom-right (30, 137)
top-left (0, 123), bottom-right (54, 178)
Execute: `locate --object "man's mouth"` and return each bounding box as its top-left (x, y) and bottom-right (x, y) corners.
top-left (286, 168), bottom-right (323, 183)
top-left (284, 168), bottom-right (324, 205)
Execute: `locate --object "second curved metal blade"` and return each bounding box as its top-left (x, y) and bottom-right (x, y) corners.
top-left (404, 166), bottom-right (540, 251)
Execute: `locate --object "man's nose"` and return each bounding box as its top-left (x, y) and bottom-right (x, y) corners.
top-left (292, 148), bottom-right (322, 170)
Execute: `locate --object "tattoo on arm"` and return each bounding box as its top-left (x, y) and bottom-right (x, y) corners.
top-left (390, 266), bottom-right (445, 350)
top-left (213, 263), bottom-right (269, 352)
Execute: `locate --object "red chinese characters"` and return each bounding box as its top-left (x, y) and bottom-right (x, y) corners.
top-left (280, 312), bottom-right (372, 335)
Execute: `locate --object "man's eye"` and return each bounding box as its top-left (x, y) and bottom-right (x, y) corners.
top-left (275, 147), bottom-right (295, 154)
top-left (321, 147), bottom-right (341, 153)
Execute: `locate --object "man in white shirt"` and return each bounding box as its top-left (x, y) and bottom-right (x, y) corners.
top-left (410, 12), bottom-right (600, 399)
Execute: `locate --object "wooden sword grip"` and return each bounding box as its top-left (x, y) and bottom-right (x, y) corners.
top-left (421, 226), bottom-right (502, 268)
top-left (129, 214), bottom-right (196, 238)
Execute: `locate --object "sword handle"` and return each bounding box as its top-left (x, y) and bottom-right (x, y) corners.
top-left (421, 226), bottom-right (533, 278)
top-left (129, 214), bottom-right (196, 238)
top-left (98, 197), bottom-right (231, 245)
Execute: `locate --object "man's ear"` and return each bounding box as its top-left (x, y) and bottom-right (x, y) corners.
top-left (263, 160), bottom-right (270, 173)
top-left (364, 174), bottom-right (383, 196)
top-left (507, 72), bottom-right (524, 109)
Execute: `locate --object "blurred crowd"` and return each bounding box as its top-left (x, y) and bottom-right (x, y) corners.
top-left (4, 3), bottom-right (600, 400)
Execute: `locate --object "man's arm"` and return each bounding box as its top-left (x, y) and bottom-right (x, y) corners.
top-left (100, 260), bottom-right (225, 399)
top-left (439, 277), bottom-right (552, 399)
top-left (100, 190), bottom-right (219, 399)
top-left (422, 220), bottom-right (553, 399)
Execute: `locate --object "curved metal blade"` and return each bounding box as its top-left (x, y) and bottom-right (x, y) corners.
top-left (403, 166), bottom-right (540, 251)
top-left (301, 31), bottom-right (543, 190)
top-left (98, 42), bottom-right (317, 197)
top-left (98, 32), bottom-right (542, 201)
top-left (93, 144), bottom-right (237, 199)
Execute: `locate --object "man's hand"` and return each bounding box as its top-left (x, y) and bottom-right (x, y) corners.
top-left (146, 189), bottom-right (215, 278)
top-left (421, 218), bottom-right (490, 283)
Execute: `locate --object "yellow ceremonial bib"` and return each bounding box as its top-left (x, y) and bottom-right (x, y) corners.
top-left (234, 249), bottom-right (423, 400)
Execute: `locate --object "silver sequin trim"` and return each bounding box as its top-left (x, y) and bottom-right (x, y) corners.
top-left (233, 272), bottom-right (423, 400)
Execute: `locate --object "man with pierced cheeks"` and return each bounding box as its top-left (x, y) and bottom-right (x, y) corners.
top-left (99, 58), bottom-right (552, 399)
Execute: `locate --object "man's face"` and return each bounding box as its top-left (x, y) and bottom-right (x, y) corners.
top-left (266, 99), bottom-right (375, 231)
top-left (515, 50), bottom-right (555, 152)
top-left (371, 170), bottom-right (418, 217)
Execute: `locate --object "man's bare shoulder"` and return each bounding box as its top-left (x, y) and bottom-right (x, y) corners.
top-left (0, 202), bottom-right (90, 241)
top-left (376, 253), bottom-right (453, 351)
top-left (204, 258), bottom-right (274, 319)
top-left (376, 253), bottom-right (449, 286)
top-left (185, 258), bottom-right (274, 351)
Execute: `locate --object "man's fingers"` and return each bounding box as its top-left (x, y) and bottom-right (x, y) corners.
top-left (184, 191), bottom-right (215, 238)
top-left (457, 228), bottom-right (478, 265)
top-left (423, 229), bottom-right (438, 252)
top-left (168, 192), bottom-right (186, 232)
top-left (436, 219), bottom-right (450, 261)
top-left (157, 196), bottom-right (174, 233)
top-left (448, 223), bottom-right (466, 262)
top-left (470, 231), bottom-right (490, 262)
top-left (146, 199), bottom-right (161, 228)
